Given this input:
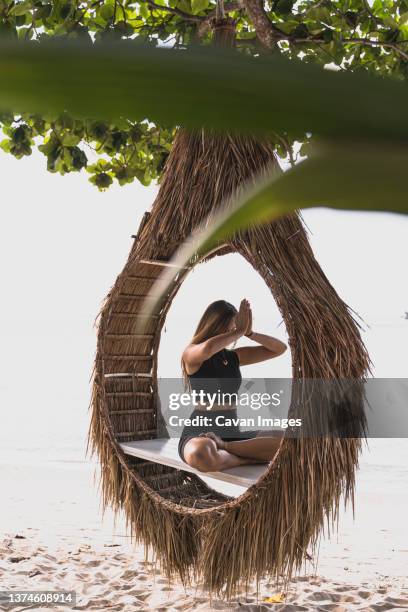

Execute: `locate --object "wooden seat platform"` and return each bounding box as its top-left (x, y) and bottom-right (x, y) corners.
top-left (120, 438), bottom-right (267, 488)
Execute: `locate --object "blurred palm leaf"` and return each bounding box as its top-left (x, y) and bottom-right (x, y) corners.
top-left (137, 144), bottom-right (408, 324)
top-left (1, 40), bottom-right (407, 326)
top-left (0, 40), bottom-right (408, 142)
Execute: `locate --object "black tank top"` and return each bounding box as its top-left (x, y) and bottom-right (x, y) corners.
top-left (188, 348), bottom-right (242, 397)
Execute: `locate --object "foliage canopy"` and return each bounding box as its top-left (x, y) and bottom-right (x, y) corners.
top-left (1, 0), bottom-right (408, 189)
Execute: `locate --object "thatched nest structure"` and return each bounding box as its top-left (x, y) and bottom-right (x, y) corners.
top-left (88, 127), bottom-right (370, 597)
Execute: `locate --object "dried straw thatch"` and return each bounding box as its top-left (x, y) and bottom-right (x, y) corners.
top-left (88, 126), bottom-right (370, 597)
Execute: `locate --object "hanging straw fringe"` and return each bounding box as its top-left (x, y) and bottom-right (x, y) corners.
top-left (88, 129), bottom-right (371, 598)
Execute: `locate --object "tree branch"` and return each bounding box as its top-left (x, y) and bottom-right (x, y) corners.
top-left (241, 0), bottom-right (277, 49)
top-left (344, 37), bottom-right (408, 62)
top-left (129, 0), bottom-right (408, 62)
top-left (236, 1), bottom-right (408, 63)
top-left (146, 0), bottom-right (202, 22)
top-left (145, 0), bottom-right (238, 24)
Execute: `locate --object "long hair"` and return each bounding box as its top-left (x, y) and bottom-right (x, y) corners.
top-left (181, 300), bottom-right (238, 389)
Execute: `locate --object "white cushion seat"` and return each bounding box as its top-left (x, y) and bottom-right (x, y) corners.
top-left (120, 438), bottom-right (267, 488)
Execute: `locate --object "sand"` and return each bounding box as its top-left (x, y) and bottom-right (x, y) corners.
top-left (1, 533), bottom-right (407, 611)
top-left (1, 447), bottom-right (407, 611)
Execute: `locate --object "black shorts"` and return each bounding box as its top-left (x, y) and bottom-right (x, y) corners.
top-left (177, 408), bottom-right (259, 463)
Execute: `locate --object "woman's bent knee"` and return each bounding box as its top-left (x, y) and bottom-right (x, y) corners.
top-left (183, 438), bottom-right (222, 472)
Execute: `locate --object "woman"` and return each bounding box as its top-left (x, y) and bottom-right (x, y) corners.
top-left (179, 298), bottom-right (287, 473)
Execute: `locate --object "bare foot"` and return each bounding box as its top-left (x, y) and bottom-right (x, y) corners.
top-left (199, 432), bottom-right (226, 450)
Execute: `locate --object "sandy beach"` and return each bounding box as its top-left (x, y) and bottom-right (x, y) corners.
top-left (2, 533), bottom-right (408, 611)
top-left (1, 443), bottom-right (407, 611)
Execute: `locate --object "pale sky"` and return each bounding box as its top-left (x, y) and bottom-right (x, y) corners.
top-left (0, 147), bottom-right (407, 456)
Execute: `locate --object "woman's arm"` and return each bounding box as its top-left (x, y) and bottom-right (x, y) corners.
top-left (234, 304), bottom-right (287, 366)
top-left (183, 299), bottom-right (250, 374)
top-left (235, 332), bottom-right (287, 366)
top-left (183, 329), bottom-right (242, 373)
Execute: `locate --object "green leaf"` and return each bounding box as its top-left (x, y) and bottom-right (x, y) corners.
top-left (177, 0), bottom-right (192, 13)
top-left (34, 4), bottom-right (52, 20)
top-left (275, 19), bottom-right (297, 34)
top-left (1, 40), bottom-right (408, 144)
top-left (0, 111), bottom-right (14, 124)
top-left (9, 1), bottom-right (33, 16)
top-left (274, 0), bottom-right (294, 15)
top-left (203, 144), bottom-right (408, 237)
top-left (62, 146), bottom-right (73, 165)
top-left (89, 171), bottom-right (113, 189)
top-left (61, 132), bottom-right (81, 145)
top-left (383, 15), bottom-right (399, 28)
top-left (0, 138), bottom-right (11, 152)
top-left (372, 0), bottom-right (386, 16)
top-left (191, 0), bottom-right (209, 13)
top-left (135, 144), bottom-right (408, 324)
top-left (100, 4), bottom-right (114, 21)
top-left (139, 2), bottom-right (149, 19)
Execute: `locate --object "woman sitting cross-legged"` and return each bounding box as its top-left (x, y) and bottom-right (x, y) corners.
top-left (179, 298), bottom-right (287, 473)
